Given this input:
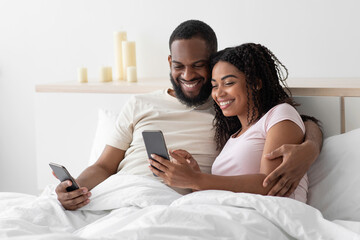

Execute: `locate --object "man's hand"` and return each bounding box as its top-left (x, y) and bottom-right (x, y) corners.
top-left (55, 180), bottom-right (91, 210)
top-left (263, 141), bottom-right (319, 197)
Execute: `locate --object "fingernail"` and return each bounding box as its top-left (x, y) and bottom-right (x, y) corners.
top-left (151, 154), bottom-right (155, 158)
top-left (83, 189), bottom-right (87, 194)
top-left (263, 182), bottom-right (268, 187)
top-left (87, 192), bottom-right (91, 197)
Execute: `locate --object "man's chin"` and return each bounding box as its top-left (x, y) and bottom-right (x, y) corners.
top-left (170, 74), bottom-right (212, 107)
top-left (181, 89), bottom-right (201, 99)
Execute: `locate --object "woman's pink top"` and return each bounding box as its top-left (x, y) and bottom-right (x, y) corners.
top-left (211, 103), bottom-right (308, 203)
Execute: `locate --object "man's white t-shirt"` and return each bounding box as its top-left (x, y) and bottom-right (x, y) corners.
top-left (107, 89), bottom-right (219, 194)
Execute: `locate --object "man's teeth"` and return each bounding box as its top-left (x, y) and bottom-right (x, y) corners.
top-left (219, 100), bottom-right (233, 106)
top-left (183, 82), bottom-right (198, 88)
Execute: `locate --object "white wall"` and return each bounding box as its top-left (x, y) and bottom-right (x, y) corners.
top-left (1, 0), bottom-right (359, 194)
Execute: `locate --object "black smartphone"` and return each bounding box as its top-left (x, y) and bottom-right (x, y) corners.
top-left (142, 130), bottom-right (170, 176)
top-left (49, 162), bottom-right (80, 192)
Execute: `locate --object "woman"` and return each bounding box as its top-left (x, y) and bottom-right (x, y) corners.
top-left (149, 43), bottom-right (308, 203)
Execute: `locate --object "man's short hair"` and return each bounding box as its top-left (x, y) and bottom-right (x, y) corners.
top-left (169, 20), bottom-right (218, 54)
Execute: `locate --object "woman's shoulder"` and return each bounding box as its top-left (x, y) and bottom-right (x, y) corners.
top-left (266, 103), bottom-right (299, 118)
top-left (262, 103), bottom-right (304, 132)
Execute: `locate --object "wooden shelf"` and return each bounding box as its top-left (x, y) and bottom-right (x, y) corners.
top-left (35, 78), bottom-right (360, 97)
top-left (35, 78), bottom-right (171, 94)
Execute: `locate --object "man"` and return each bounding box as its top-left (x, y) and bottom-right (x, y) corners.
top-left (55, 20), bottom-right (322, 210)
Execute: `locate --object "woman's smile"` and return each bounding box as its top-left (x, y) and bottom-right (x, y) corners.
top-left (218, 99), bottom-right (235, 109)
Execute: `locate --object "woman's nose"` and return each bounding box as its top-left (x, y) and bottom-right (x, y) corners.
top-left (216, 85), bottom-right (226, 97)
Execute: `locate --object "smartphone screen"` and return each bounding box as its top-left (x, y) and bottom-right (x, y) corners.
top-left (49, 162), bottom-right (80, 192)
top-left (142, 130), bottom-right (170, 176)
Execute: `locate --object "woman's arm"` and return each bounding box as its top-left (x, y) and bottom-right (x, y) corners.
top-left (150, 120), bottom-right (304, 195)
top-left (263, 120), bottom-right (323, 196)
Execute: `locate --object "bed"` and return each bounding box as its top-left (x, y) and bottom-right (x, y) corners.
top-left (1, 80), bottom-right (360, 239)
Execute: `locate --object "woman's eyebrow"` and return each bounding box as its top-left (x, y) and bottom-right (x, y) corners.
top-left (211, 74), bottom-right (238, 82)
top-left (221, 75), bottom-right (237, 80)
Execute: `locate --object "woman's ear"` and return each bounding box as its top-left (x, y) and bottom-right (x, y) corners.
top-left (256, 78), bottom-right (263, 90)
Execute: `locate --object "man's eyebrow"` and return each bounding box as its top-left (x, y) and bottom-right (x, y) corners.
top-left (171, 60), bottom-right (208, 64)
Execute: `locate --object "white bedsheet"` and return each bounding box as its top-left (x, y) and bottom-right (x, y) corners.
top-left (1, 174), bottom-right (359, 240)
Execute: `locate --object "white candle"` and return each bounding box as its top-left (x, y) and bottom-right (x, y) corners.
top-left (122, 41), bottom-right (136, 80)
top-left (77, 67), bottom-right (88, 83)
top-left (100, 66), bottom-right (113, 82)
top-left (127, 66), bottom-right (137, 82)
top-left (114, 31), bottom-right (127, 81)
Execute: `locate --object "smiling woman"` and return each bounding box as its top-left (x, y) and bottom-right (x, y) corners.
top-left (211, 64), bottom-right (249, 119)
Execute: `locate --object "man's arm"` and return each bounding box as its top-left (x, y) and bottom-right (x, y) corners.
top-left (55, 145), bottom-right (125, 210)
top-left (263, 120), bottom-right (323, 196)
top-left (76, 145), bottom-right (125, 190)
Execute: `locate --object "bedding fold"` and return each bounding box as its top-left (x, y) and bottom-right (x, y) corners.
top-left (0, 174), bottom-right (359, 240)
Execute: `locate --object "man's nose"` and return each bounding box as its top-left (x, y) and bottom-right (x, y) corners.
top-left (181, 67), bottom-right (196, 81)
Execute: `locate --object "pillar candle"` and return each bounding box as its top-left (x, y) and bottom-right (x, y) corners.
top-left (127, 66), bottom-right (137, 82)
top-left (100, 66), bottom-right (113, 82)
top-left (77, 67), bottom-right (88, 83)
top-left (114, 31), bottom-right (127, 81)
top-left (122, 41), bottom-right (136, 80)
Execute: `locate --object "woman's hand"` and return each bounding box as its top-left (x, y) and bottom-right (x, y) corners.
top-left (149, 150), bottom-right (200, 189)
top-left (171, 149), bottom-right (201, 172)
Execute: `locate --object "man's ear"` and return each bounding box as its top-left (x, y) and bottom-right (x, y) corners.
top-left (168, 55), bottom-right (172, 68)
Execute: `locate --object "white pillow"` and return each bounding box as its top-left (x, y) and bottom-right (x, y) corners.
top-left (88, 109), bottom-right (118, 166)
top-left (307, 128), bottom-right (360, 221)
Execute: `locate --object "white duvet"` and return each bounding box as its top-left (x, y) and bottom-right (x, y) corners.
top-left (1, 174), bottom-right (359, 240)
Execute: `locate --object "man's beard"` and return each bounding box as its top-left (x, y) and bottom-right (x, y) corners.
top-left (170, 73), bottom-right (212, 108)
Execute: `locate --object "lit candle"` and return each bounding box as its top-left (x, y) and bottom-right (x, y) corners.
top-left (100, 66), bottom-right (113, 82)
top-left (114, 31), bottom-right (127, 81)
top-left (122, 41), bottom-right (136, 80)
top-left (127, 66), bottom-right (137, 82)
top-left (77, 67), bottom-right (88, 83)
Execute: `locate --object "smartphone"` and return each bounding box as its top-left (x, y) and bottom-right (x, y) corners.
top-left (142, 130), bottom-right (170, 176)
top-left (49, 162), bottom-right (80, 192)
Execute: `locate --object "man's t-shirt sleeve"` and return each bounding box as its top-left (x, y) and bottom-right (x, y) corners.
top-left (106, 96), bottom-right (136, 151)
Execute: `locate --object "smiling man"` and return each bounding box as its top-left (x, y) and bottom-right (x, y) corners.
top-left (168, 35), bottom-right (213, 106)
top-left (54, 20), bottom-right (322, 210)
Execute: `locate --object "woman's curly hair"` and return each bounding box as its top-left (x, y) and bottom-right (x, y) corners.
top-left (211, 43), bottom-right (296, 150)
